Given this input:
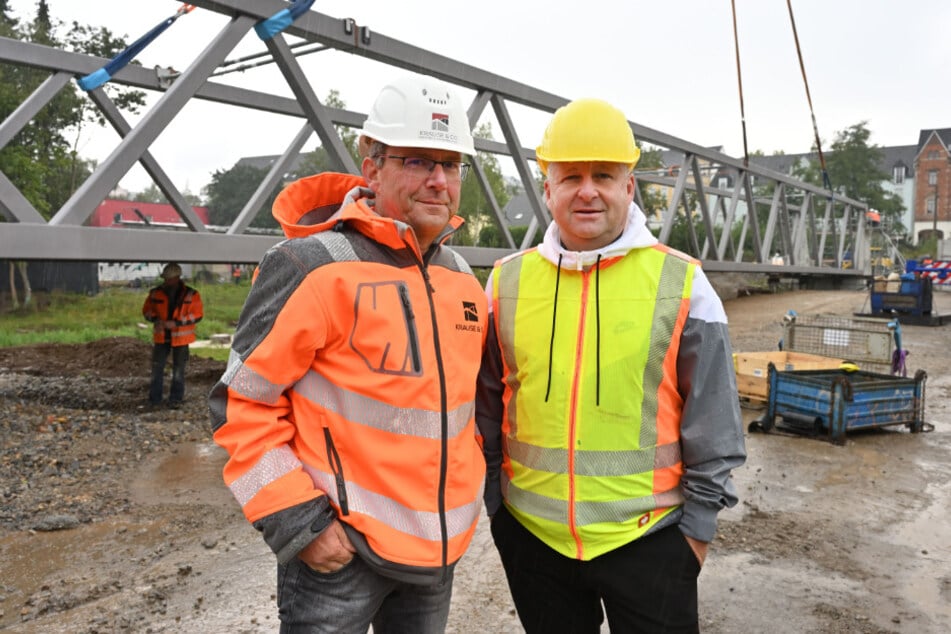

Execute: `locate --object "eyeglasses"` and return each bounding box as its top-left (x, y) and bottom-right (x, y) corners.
top-left (382, 155), bottom-right (470, 181)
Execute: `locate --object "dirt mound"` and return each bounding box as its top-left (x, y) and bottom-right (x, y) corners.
top-left (0, 336), bottom-right (225, 382)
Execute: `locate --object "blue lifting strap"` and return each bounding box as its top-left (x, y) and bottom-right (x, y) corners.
top-left (254, 0), bottom-right (316, 41)
top-left (77, 4), bottom-right (195, 92)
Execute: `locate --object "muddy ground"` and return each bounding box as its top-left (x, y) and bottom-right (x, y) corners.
top-left (1, 283), bottom-right (950, 633)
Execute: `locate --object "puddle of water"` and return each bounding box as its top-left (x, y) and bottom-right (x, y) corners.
top-left (891, 478), bottom-right (951, 623)
top-left (0, 518), bottom-right (166, 629)
top-left (130, 441), bottom-right (233, 507)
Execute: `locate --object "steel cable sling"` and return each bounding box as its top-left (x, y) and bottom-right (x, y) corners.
top-left (729, 0), bottom-right (750, 169)
top-left (75, 0), bottom-right (316, 92)
top-left (786, 0), bottom-right (833, 195)
top-left (76, 3), bottom-right (196, 91)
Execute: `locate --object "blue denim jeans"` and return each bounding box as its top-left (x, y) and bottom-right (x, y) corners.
top-left (148, 343), bottom-right (189, 404)
top-left (277, 554), bottom-right (453, 634)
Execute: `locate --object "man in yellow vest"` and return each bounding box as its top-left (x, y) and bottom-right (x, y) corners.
top-left (476, 98), bottom-right (746, 633)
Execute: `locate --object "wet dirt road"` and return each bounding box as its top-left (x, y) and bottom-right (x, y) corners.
top-left (1, 287), bottom-right (949, 632)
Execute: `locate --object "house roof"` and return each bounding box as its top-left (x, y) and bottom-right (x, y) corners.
top-left (746, 144), bottom-right (918, 177)
top-left (916, 128), bottom-right (951, 154)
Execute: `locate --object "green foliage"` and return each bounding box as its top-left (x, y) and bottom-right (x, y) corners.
top-left (660, 210), bottom-right (708, 255)
top-left (204, 163), bottom-right (281, 230)
top-left (471, 266), bottom-right (491, 288)
top-left (635, 143), bottom-right (668, 217)
top-left (0, 283), bottom-right (251, 361)
top-left (131, 184), bottom-right (167, 204)
top-left (205, 91), bottom-right (359, 231)
top-left (297, 90), bottom-right (361, 175)
top-left (453, 123), bottom-right (513, 247)
top-left (0, 3), bottom-right (144, 219)
top-left (508, 224), bottom-right (543, 249)
top-left (794, 122), bottom-right (906, 234)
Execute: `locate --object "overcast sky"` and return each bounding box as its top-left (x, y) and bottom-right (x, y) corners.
top-left (7, 0), bottom-right (951, 195)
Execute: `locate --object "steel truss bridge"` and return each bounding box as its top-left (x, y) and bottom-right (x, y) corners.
top-left (0, 0), bottom-right (872, 283)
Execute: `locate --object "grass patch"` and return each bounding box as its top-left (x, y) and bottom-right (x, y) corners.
top-left (0, 283), bottom-right (250, 359)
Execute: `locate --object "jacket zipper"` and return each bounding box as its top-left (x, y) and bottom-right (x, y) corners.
top-left (323, 428), bottom-right (349, 515)
top-left (416, 260), bottom-right (450, 580)
top-left (398, 284), bottom-right (422, 373)
top-left (567, 270), bottom-right (591, 559)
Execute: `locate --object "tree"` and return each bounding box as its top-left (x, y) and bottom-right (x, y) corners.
top-left (203, 163), bottom-right (281, 230)
top-left (635, 143), bottom-right (668, 218)
top-left (794, 122), bottom-right (905, 234)
top-left (205, 90), bottom-right (361, 232)
top-left (453, 123), bottom-right (512, 247)
top-left (130, 184), bottom-right (167, 204)
top-left (296, 90), bottom-right (361, 176)
top-left (0, 2), bottom-right (145, 219)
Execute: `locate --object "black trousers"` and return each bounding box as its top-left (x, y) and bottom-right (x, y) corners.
top-left (490, 505), bottom-right (700, 634)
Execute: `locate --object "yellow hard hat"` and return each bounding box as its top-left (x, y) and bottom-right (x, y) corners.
top-left (535, 98), bottom-right (641, 175)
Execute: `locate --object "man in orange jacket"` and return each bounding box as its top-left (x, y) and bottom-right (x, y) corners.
top-left (209, 75), bottom-right (487, 633)
top-left (142, 263), bottom-right (203, 408)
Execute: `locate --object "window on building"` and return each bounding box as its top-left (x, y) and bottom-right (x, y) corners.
top-left (929, 170), bottom-right (938, 186)
top-left (717, 177), bottom-right (729, 190)
top-left (927, 197), bottom-right (936, 215)
top-left (893, 165), bottom-right (905, 184)
top-left (928, 150), bottom-right (940, 160)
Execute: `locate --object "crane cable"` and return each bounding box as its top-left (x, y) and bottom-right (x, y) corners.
top-left (786, 0), bottom-right (833, 194)
top-left (729, 0), bottom-right (750, 169)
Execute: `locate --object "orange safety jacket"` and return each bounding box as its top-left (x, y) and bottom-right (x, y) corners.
top-left (209, 173), bottom-right (488, 584)
top-left (142, 284), bottom-right (203, 346)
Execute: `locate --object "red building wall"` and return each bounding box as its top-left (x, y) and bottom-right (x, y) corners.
top-left (90, 200), bottom-right (210, 227)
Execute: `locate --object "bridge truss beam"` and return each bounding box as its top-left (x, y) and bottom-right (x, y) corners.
top-left (0, 0), bottom-right (870, 279)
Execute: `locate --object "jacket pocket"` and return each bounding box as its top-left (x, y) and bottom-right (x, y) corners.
top-left (351, 281), bottom-right (422, 376)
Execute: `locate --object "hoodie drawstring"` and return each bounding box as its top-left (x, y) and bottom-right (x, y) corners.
top-left (544, 253), bottom-right (563, 402)
top-left (546, 253), bottom-right (602, 406)
top-left (595, 254), bottom-right (601, 406)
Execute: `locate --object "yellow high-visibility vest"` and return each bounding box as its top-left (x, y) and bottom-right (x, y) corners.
top-left (492, 244), bottom-right (695, 560)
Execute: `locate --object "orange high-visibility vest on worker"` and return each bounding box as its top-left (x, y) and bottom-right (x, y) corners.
top-left (209, 172), bottom-right (488, 583)
top-left (142, 283), bottom-right (202, 346)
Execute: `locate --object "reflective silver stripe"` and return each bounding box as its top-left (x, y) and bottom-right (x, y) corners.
top-left (507, 437), bottom-right (682, 476)
top-left (305, 466), bottom-right (483, 541)
top-left (575, 488), bottom-right (684, 526)
top-left (504, 474), bottom-right (684, 528)
top-left (222, 348), bottom-right (287, 405)
top-left (294, 369), bottom-right (474, 440)
top-left (229, 445), bottom-right (301, 507)
top-left (317, 231), bottom-right (360, 262)
top-left (496, 258), bottom-right (523, 436)
top-left (640, 254), bottom-right (689, 449)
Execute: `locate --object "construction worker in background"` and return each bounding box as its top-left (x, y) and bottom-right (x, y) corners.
top-left (142, 263), bottom-right (203, 409)
top-left (476, 98), bottom-right (747, 633)
top-left (209, 74), bottom-right (487, 633)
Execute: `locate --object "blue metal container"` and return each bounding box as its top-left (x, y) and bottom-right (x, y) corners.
top-left (757, 366), bottom-right (927, 444)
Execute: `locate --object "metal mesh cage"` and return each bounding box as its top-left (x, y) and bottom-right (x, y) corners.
top-left (781, 313), bottom-right (899, 373)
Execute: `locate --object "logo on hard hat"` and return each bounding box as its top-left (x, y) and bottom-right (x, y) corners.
top-left (432, 113), bottom-right (449, 132)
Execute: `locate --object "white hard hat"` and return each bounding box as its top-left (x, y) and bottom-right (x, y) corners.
top-left (358, 75), bottom-right (475, 155)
